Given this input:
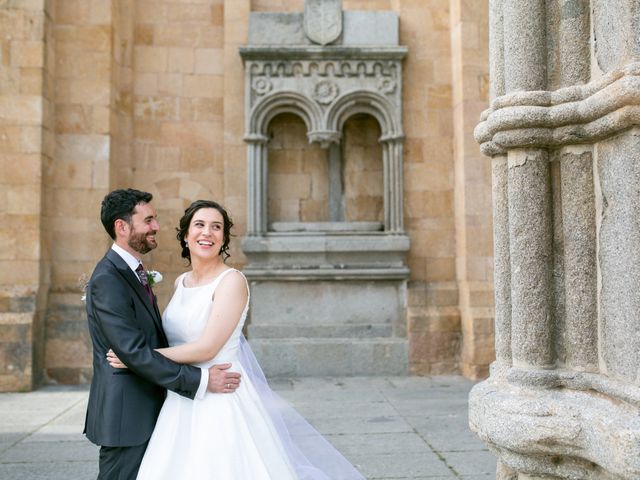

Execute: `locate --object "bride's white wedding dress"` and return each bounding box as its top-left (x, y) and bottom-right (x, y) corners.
top-left (137, 269), bottom-right (364, 480)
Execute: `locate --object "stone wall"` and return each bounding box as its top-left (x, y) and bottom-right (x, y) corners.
top-left (0, 0), bottom-right (50, 391)
top-left (470, 0), bottom-right (640, 477)
top-left (0, 0), bottom-right (493, 389)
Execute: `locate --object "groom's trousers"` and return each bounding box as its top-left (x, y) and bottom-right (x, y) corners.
top-left (98, 441), bottom-right (148, 480)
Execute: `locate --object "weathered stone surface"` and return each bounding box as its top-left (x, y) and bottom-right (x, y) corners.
top-left (473, 1), bottom-right (640, 478)
top-left (598, 130), bottom-right (640, 382)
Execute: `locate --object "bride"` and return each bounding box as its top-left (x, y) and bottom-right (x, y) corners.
top-left (107, 199), bottom-right (365, 480)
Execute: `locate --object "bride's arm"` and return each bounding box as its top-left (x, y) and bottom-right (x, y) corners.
top-left (156, 271), bottom-right (248, 364)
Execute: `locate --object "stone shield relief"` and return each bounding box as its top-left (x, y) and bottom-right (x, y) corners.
top-left (304, 0), bottom-right (343, 46)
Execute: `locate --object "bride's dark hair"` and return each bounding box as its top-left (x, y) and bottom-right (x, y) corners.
top-left (176, 200), bottom-right (234, 265)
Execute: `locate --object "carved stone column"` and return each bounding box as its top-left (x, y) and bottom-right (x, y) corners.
top-left (245, 134), bottom-right (269, 236)
top-left (381, 137), bottom-right (404, 233)
top-left (471, 0), bottom-right (640, 478)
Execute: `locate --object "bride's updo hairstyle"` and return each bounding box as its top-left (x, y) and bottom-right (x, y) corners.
top-left (176, 199), bottom-right (234, 265)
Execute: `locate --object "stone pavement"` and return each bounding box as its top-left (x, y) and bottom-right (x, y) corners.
top-left (0, 376), bottom-right (496, 479)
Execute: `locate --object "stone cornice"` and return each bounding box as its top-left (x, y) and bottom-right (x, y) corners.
top-left (475, 62), bottom-right (640, 155)
top-left (239, 46), bottom-right (408, 62)
top-left (243, 266), bottom-right (410, 281)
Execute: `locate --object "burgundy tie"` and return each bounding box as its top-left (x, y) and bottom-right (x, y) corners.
top-left (135, 264), bottom-right (154, 303)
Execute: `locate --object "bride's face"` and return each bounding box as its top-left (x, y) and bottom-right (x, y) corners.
top-left (185, 208), bottom-right (225, 260)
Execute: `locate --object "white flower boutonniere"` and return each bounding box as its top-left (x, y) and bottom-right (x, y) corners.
top-left (147, 270), bottom-right (163, 287)
top-left (79, 273), bottom-right (90, 304)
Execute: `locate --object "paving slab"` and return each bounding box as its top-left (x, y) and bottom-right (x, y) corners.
top-left (0, 376), bottom-right (497, 479)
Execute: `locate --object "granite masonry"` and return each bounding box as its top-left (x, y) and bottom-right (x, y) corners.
top-left (470, 0), bottom-right (640, 478)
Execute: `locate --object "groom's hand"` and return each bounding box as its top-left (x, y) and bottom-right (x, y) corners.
top-left (207, 363), bottom-right (241, 393)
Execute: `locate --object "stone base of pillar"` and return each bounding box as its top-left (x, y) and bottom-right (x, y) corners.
top-left (0, 287), bottom-right (40, 392)
top-left (469, 373), bottom-right (640, 479)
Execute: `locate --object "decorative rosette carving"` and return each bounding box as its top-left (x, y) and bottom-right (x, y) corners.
top-left (252, 77), bottom-right (273, 96)
top-left (377, 77), bottom-right (397, 94)
top-left (312, 80), bottom-right (339, 104)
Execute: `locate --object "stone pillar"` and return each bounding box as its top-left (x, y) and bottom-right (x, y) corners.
top-left (503, 0), bottom-right (554, 371)
top-left (507, 148), bottom-right (554, 370)
top-left (491, 155), bottom-right (510, 367)
top-left (488, 0), bottom-right (511, 369)
top-left (328, 142), bottom-right (344, 222)
top-left (382, 137), bottom-right (404, 233)
top-left (560, 147), bottom-right (597, 372)
top-left (246, 135), bottom-right (269, 235)
top-left (471, 0), bottom-right (640, 478)
top-left (450, 0), bottom-right (494, 379)
top-left (0, 1), bottom-right (50, 391)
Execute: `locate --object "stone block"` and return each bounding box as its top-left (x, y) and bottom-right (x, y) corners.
top-left (18, 67), bottom-right (43, 95)
top-left (181, 147), bottom-right (221, 170)
top-left (160, 121), bottom-right (219, 149)
top-left (167, 47), bottom-right (194, 74)
top-left (194, 48), bottom-right (224, 75)
top-left (56, 0), bottom-right (89, 25)
top-left (156, 73), bottom-right (181, 96)
top-left (183, 74), bottom-right (223, 98)
top-left (425, 257), bottom-right (456, 281)
top-left (45, 338), bottom-right (91, 368)
top-left (56, 26), bottom-right (110, 53)
top-left (134, 46), bottom-right (167, 73)
top-left (166, 4), bottom-right (211, 23)
top-left (55, 134), bottom-right (109, 163)
top-left (0, 154), bottom-right (42, 186)
top-left (6, 184), bottom-right (40, 215)
top-left (134, 96), bottom-right (178, 121)
top-left (211, 4), bottom-right (223, 26)
top-left (134, 24), bottom-right (154, 45)
top-left (49, 160), bottom-right (92, 188)
top-left (10, 40), bottom-right (43, 68)
top-left (190, 97), bottom-right (223, 122)
top-left (154, 24), bottom-right (201, 48)
top-left (89, 0), bottom-right (111, 24)
top-left (68, 79), bottom-right (110, 105)
top-left (250, 338), bottom-right (408, 377)
top-left (0, 95), bottom-right (42, 125)
top-left (133, 73), bottom-right (158, 95)
top-left (269, 173), bottom-right (311, 199)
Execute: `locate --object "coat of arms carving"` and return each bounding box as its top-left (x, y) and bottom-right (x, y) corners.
top-left (304, 0), bottom-right (342, 46)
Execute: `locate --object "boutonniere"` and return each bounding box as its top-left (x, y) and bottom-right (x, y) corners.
top-left (78, 273), bottom-right (90, 303)
top-left (147, 270), bottom-right (163, 287)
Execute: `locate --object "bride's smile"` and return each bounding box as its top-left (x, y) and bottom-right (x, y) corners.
top-left (185, 208), bottom-right (225, 258)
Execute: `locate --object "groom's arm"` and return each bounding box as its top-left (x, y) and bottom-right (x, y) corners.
top-left (89, 271), bottom-right (203, 399)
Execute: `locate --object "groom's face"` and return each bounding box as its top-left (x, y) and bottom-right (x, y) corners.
top-left (126, 202), bottom-right (159, 255)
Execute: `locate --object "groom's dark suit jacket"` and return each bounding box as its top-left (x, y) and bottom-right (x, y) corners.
top-left (84, 249), bottom-right (202, 447)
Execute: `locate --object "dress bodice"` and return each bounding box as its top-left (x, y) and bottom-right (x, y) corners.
top-left (162, 268), bottom-right (248, 368)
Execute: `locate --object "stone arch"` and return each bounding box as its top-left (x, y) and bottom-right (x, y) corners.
top-left (325, 90), bottom-right (403, 140)
top-left (248, 91), bottom-right (323, 139)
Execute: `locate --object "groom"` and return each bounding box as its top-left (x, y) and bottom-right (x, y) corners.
top-left (84, 188), bottom-right (241, 479)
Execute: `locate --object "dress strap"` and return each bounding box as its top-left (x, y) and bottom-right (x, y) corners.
top-left (174, 272), bottom-right (188, 290)
top-left (213, 268), bottom-right (250, 299)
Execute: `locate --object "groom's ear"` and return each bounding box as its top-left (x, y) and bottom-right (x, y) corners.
top-left (114, 218), bottom-right (129, 238)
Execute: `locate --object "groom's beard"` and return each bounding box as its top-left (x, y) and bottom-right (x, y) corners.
top-left (128, 230), bottom-right (158, 255)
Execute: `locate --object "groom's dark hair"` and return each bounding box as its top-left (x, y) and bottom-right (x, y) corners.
top-left (101, 188), bottom-right (153, 239)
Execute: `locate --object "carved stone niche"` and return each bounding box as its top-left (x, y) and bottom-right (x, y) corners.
top-left (239, 3), bottom-right (410, 376)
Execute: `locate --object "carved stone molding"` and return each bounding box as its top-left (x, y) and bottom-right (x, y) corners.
top-left (470, 377), bottom-right (640, 479)
top-left (475, 62), bottom-right (640, 155)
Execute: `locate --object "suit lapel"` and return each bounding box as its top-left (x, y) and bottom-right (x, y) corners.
top-left (106, 250), bottom-right (164, 333)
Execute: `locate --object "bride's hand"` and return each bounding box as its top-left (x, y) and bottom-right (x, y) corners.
top-left (106, 349), bottom-right (128, 369)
